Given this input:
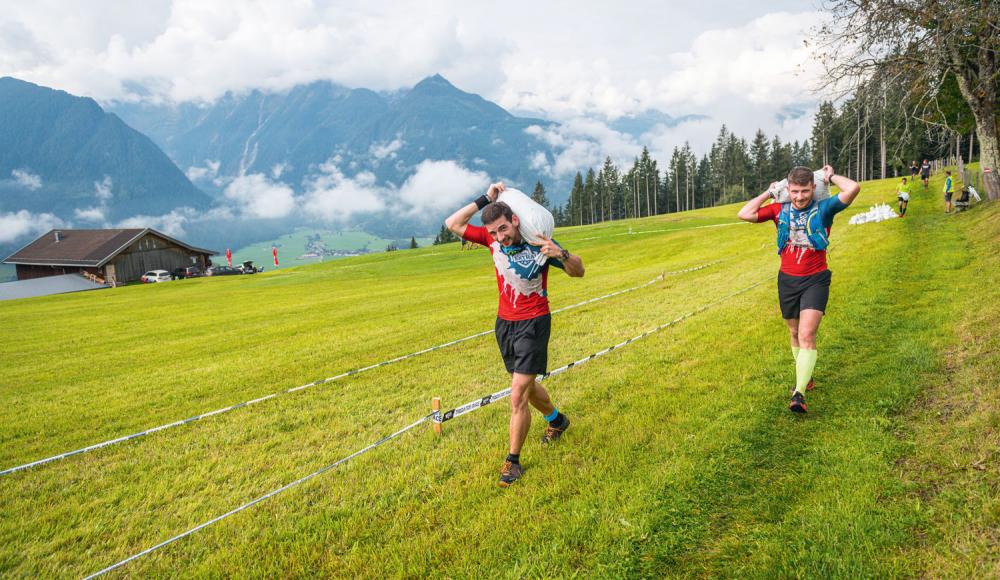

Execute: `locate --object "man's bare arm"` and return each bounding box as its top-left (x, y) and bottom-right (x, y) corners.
top-left (444, 182), bottom-right (503, 237)
top-left (737, 186), bottom-right (776, 222)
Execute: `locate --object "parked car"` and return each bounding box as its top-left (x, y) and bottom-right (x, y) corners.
top-left (172, 266), bottom-right (205, 280)
top-left (206, 265), bottom-right (241, 276)
top-left (140, 270), bottom-right (172, 283)
top-left (238, 260), bottom-right (261, 274)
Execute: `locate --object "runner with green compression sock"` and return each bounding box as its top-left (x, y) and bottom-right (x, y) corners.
top-left (738, 165), bottom-right (860, 414)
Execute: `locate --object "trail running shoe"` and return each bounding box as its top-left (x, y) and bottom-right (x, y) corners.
top-left (541, 416), bottom-right (570, 445)
top-left (498, 461), bottom-right (524, 487)
top-left (789, 391), bottom-right (807, 414)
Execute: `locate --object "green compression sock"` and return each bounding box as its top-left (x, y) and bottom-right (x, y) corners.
top-left (795, 348), bottom-right (817, 394)
top-left (792, 346), bottom-right (800, 362)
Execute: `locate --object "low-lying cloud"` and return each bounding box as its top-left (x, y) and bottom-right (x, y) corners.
top-left (223, 173), bottom-right (296, 219)
top-left (0, 210), bottom-right (66, 243)
top-left (11, 168), bottom-right (42, 190)
top-left (397, 160), bottom-right (489, 217)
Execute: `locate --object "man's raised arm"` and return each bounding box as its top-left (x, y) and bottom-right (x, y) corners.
top-left (826, 165), bottom-right (861, 206)
top-left (445, 182), bottom-right (503, 238)
top-left (737, 185), bottom-right (776, 222)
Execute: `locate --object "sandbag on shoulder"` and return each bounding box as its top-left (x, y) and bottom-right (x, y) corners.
top-left (769, 169), bottom-right (831, 203)
top-left (495, 187), bottom-right (555, 266)
top-left (495, 188), bottom-right (554, 245)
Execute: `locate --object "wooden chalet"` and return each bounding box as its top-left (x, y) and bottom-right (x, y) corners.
top-left (3, 229), bottom-right (216, 285)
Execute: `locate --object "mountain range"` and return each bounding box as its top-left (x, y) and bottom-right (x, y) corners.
top-left (110, 75), bottom-right (557, 198)
top-left (0, 77), bottom-right (211, 222)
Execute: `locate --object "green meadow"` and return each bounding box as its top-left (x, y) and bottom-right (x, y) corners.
top-left (1, 169), bottom-right (998, 577)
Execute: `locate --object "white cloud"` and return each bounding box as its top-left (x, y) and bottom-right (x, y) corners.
top-left (528, 151), bottom-right (549, 173)
top-left (397, 160), bottom-right (489, 217)
top-left (11, 168), bottom-right (42, 190)
top-left (270, 161), bottom-right (288, 179)
top-left (74, 206), bottom-right (106, 222)
top-left (525, 120), bottom-right (642, 178)
top-left (94, 175), bottom-right (113, 201)
top-left (300, 159), bottom-right (385, 222)
top-left (2, 2), bottom-right (823, 159)
top-left (0, 210), bottom-right (66, 243)
top-left (370, 138), bottom-right (404, 161)
top-left (222, 173), bottom-right (295, 219)
top-left (186, 159), bottom-right (220, 182)
top-left (116, 207), bottom-right (197, 237)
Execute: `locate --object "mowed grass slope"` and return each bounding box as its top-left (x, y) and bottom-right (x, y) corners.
top-left (1, 172), bottom-right (997, 577)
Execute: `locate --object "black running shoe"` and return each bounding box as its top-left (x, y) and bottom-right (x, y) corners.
top-left (789, 391), bottom-right (807, 414)
top-left (541, 416), bottom-right (570, 445)
top-left (498, 461), bottom-right (524, 487)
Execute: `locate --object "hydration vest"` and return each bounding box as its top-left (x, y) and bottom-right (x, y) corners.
top-left (776, 201), bottom-right (829, 255)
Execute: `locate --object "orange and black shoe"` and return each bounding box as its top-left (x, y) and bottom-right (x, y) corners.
top-left (789, 391), bottom-right (807, 414)
top-left (541, 416), bottom-right (570, 445)
top-left (498, 461), bottom-right (524, 487)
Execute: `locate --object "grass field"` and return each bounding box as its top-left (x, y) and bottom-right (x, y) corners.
top-left (220, 228), bottom-right (434, 270)
top-left (1, 169), bottom-right (998, 577)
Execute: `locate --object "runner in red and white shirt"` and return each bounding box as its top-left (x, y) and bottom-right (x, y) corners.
top-left (445, 182), bottom-right (585, 487)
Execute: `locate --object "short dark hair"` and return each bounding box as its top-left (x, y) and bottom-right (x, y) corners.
top-left (482, 201), bottom-right (513, 224)
top-left (945, 170), bottom-right (951, 175)
top-left (787, 166), bottom-right (814, 186)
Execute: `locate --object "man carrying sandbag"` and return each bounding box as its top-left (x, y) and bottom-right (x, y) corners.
top-left (737, 166), bottom-right (860, 414)
top-left (445, 182), bottom-right (585, 487)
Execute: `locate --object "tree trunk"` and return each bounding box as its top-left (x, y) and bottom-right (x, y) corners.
top-left (977, 117), bottom-right (1000, 201)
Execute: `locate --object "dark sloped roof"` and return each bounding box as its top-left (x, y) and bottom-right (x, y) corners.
top-left (3, 229), bottom-right (216, 267)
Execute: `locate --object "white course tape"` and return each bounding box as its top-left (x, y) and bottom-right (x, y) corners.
top-left (573, 220), bottom-right (745, 241)
top-left (83, 412), bottom-right (434, 579)
top-left (2, 259), bottom-right (722, 477)
top-left (435, 277), bottom-right (768, 423)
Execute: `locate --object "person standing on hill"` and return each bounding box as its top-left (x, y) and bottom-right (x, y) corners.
top-left (737, 166), bottom-right (861, 414)
top-left (897, 177), bottom-right (911, 217)
top-left (921, 159), bottom-right (931, 188)
top-left (445, 182), bottom-right (585, 487)
top-left (944, 170), bottom-right (954, 213)
top-left (910, 161), bottom-right (919, 179)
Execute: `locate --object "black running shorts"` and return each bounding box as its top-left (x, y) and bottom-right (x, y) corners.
top-left (777, 270), bottom-right (832, 320)
top-left (495, 314), bottom-right (551, 375)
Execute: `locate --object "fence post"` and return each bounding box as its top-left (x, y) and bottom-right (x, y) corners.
top-left (432, 397), bottom-right (442, 435)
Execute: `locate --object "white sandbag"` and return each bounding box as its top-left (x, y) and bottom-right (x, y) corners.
top-left (495, 188), bottom-right (554, 246)
top-left (769, 170), bottom-right (831, 203)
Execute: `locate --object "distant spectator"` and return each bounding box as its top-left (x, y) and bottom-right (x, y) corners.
top-left (943, 170), bottom-right (954, 213)
top-left (910, 161), bottom-right (919, 178)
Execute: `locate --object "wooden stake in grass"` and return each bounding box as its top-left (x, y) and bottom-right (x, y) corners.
top-left (432, 397), bottom-right (442, 435)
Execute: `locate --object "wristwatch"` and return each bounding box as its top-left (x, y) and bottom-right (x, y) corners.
top-left (560, 248), bottom-right (570, 261)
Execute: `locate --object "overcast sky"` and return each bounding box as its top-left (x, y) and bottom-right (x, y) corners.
top-left (1, 0), bottom-right (827, 153)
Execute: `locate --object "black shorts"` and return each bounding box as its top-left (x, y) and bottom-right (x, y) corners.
top-left (778, 270), bottom-right (832, 320)
top-left (945, 193), bottom-right (953, 201)
top-left (495, 314), bottom-right (550, 375)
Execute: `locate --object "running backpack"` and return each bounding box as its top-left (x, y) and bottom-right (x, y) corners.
top-left (776, 202), bottom-right (829, 254)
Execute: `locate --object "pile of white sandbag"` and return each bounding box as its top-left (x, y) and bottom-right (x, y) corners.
top-left (849, 204), bottom-right (898, 225)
